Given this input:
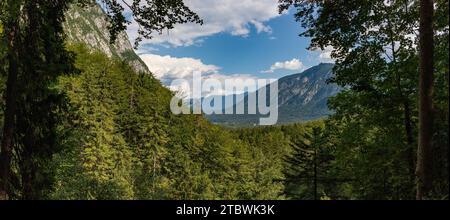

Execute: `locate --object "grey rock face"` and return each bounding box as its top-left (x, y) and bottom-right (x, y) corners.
top-left (64, 4), bottom-right (149, 73)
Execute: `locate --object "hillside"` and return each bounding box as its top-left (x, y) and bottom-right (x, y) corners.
top-left (206, 63), bottom-right (340, 126)
top-left (277, 63), bottom-right (339, 122)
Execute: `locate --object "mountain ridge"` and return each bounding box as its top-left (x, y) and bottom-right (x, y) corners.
top-left (64, 4), bottom-right (149, 73)
top-left (206, 63), bottom-right (340, 126)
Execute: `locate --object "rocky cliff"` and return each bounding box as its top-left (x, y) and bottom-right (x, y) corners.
top-left (64, 4), bottom-right (149, 73)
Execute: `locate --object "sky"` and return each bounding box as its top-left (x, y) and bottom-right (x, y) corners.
top-left (124, 0), bottom-right (334, 96)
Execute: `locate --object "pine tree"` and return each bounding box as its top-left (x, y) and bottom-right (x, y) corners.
top-left (283, 127), bottom-right (334, 200)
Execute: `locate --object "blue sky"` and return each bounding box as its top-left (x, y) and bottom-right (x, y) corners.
top-left (139, 15), bottom-right (317, 79)
top-left (125, 0), bottom-right (333, 96)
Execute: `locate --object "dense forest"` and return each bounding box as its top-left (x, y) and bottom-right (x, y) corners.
top-left (0, 0), bottom-right (448, 200)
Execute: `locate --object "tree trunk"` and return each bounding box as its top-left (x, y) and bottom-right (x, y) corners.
top-left (0, 22), bottom-right (19, 200)
top-left (416, 0), bottom-right (434, 200)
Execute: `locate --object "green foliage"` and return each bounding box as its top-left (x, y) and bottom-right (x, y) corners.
top-left (52, 45), bottom-right (133, 199)
top-left (280, 0), bottom-right (449, 199)
top-left (0, 0), bottom-right (78, 199)
top-left (0, 0), bottom-right (203, 199)
top-left (49, 45), bottom-right (299, 200)
top-left (234, 127), bottom-right (289, 199)
top-left (284, 126), bottom-right (330, 200)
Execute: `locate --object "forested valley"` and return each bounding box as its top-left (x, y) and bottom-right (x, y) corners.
top-left (0, 0), bottom-right (448, 200)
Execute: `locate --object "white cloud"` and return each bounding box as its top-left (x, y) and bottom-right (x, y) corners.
top-left (140, 54), bottom-right (266, 98)
top-left (202, 73), bottom-right (265, 96)
top-left (140, 54), bottom-right (220, 83)
top-left (262, 58), bottom-right (304, 73)
top-left (312, 46), bottom-right (335, 63)
top-left (251, 20), bottom-right (273, 34)
top-left (126, 0), bottom-right (281, 47)
top-left (319, 46), bottom-right (335, 63)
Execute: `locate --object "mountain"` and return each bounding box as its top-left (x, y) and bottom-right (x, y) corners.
top-left (276, 63), bottom-right (340, 122)
top-left (206, 63), bottom-right (340, 126)
top-left (64, 4), bottom-right (149, 73)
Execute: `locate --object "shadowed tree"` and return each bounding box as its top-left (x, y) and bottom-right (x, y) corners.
top-left (416, 0), bottom-right (434, 200)
top-left (0, 0), bottom-right (202, 200)
top-left (283, 127), bottom-right (333, 200)
top-left (278, 0), bottom-right (420, 199)
top-left (279, 0), bottom-right (447, 199)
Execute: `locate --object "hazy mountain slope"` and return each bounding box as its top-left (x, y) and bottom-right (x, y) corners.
top-left (64, 4), bottom-right (149, 73)
top-left (276, 63), bottom-right (339, 123)
top-left (206, 63), bottom-right (340, 126)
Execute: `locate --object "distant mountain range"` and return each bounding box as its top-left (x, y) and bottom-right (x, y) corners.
top-left (206, 63), bottom-right (340, 126)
